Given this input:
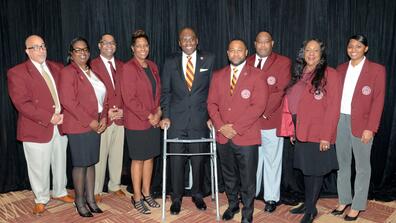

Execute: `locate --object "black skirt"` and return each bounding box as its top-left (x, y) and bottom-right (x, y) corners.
top-left (68, 131), bottom-right (100, 167)
top-left (125, 127), bottom-right (160, 160)
top-left (293, 141), bottom-right (338, 176)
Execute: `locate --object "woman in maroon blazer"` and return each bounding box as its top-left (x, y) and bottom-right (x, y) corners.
top-left (331, 35), bottom-right (386, 221)
top-left (285, 39), bottom-right (342, 223)
top-left (59, 37), bottom-right (107, 217)
top-left (120, 30), bottom-right (161, 214)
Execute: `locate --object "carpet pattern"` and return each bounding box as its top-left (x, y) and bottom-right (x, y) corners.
top-left (0, 189), bottom-right (395, 222)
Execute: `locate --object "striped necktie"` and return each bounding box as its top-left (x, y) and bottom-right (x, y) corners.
top-left (230, 67), bottom-right (238, 95)
top-left (40, 64), bottom-right (60, 113)
top-left (185, 55), bottom-right (194, 91)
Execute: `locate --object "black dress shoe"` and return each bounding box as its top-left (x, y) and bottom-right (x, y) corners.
top-left (192, 197), bottom-right (207, 211)
top-left (331, 204), bottom-right (351, 216)
top-left (170, 201), bottom-right (181, 215)
top-left (290, 202), bottom-right (306, 214)
top-left (281, 197), bottom-right (300, 206)
top-left (264, 200), bottom-right (277, 213)
top-left (344, 212), bottom-right (360, 221)
top-left (300, 211), bottom-right (317, 223)
top-left (241, 216), bottom-right (252, 223)
top-left (222, 206), bottom-right (240, 221)
top-left (86, 202), bottom-right (103, 213)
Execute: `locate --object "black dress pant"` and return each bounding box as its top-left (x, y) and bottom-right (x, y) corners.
top-left (217, 141), bottom-right (258, 220)
top-left (170, 140), bottom-right (208, 201)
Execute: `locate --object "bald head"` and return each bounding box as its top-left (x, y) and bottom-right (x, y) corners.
top-left (25, 35), bottom-right (44, 48)
top-left (254, 31), bottom-right (274, 58)
top-left (25, 35), bottom-right (47, 64)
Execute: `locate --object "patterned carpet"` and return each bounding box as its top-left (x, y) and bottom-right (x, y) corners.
top-left (0, 188), bottom-right (395, 223)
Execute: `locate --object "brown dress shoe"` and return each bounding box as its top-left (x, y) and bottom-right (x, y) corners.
top-left (95, 194), bottom-right (103, 203)
top-left (111, 189), bottom-right (125, 196)
top-left (53, 195), bottom-right (74, 203)
top-left (33, 203), bottom-right (46, 215)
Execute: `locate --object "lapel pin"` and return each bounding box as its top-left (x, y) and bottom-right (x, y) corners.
top-left (200, 57), bottom-right (203, 60)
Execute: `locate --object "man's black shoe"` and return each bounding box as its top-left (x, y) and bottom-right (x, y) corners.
top-left (289, 202), bottom-right (306, 214)
top-left (222, 206), bottom-right (240, 221)
top-left (170, 201), bottom-right (181, 215)
top-left (192, 197), bottom-right (207, 211)
top-left (264, 200), bottom-right (277, 213)
top-left (300, 211), bottom-right (317, 223)
top-left (241, 216), bottom-right (252, 223)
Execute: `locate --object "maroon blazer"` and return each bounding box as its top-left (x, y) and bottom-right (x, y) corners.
top-left (337, 59), bottom-right (386, 137)
top-left (295, 67), bottom-right (342, 144)
top-left (207, 64), bottom-right (268, 146)
top-left (59, 62), bottom-right (108, 134)
top-left (120, 58), bottom-right (161, 130)
top-left (8, 60), bottom-right (64, 143)
top-left (91, 57), bottom-right (124, 126)
top-left (247, 53), bottom-right (291, 130)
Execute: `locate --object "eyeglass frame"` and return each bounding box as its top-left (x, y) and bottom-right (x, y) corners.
top-left (27, 44), bottom-right (47, 51)
top-left (72, 47), bottom-right (90, 54)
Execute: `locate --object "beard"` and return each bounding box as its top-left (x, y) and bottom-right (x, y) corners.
top-left (230, 58), bottom-right (246, 66)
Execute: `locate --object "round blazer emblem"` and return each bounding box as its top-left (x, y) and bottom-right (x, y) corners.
top-left (314, 91), bottom-right (324, 100)
top-left (241, 89), bottom-right (251, 99)
top-left (267, 76), bottom-right (276, 85)
top-left (362, 86), bottom-right (371, 95)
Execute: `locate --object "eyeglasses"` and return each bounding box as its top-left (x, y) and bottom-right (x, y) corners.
top-left (100, 41), bottom-right (116, 46)
top-left (27, 44), bottom-right (46, 51)
top-left (73, 48), bottom-right (90, 54)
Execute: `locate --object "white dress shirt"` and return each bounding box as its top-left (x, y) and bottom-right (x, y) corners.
top-left (100, 55), bottom-right (116, 88)
top-left (340, 57), bottom-right (366, 114)
top-left (254, 54), bottom-right (268, 70)
top-left (81, 68), bottom-right (106, 113)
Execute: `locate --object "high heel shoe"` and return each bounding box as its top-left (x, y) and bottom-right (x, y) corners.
top-left (344, 211), bottom-right (360, 221)
top-left (74, 202), bottom-right (93, 217)
top-left (86, 202), bottom-right (103, 213)
top-left (331, 204), bottom-right (351, 216)
top-left (142, 193), bottom-right (160, 208)
top-left (131, 197), bottom-right (151, 214)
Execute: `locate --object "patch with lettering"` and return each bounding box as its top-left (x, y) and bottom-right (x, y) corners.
top-left (241, 89), bottom-right (251, 99)
top-left (267, 76), bottom-right (276, 85)
top-left (362, 86), bottom-right (371, 95)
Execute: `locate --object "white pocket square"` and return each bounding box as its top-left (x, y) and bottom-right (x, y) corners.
top-left (200, 68), bottom-right (208, 72)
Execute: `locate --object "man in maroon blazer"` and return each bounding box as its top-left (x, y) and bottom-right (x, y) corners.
top-left (207, 39), bottom-right (268, 223)
top-left (7, 35), bottom-right (74, 215)
top-left (91, 34), bottom-right (125, 200)
top-left (246, 31), bottom-right (291, 212)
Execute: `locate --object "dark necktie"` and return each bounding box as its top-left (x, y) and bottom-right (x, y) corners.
top-left (256, 58), bottom-right (262, 69)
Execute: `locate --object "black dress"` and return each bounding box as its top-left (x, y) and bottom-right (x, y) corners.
top-left (68, 131), bottom-right (100, 167)
top-left (292, 115), bottom-right (338, 176)
top-left (125, 67), bottom-right (160, 160)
